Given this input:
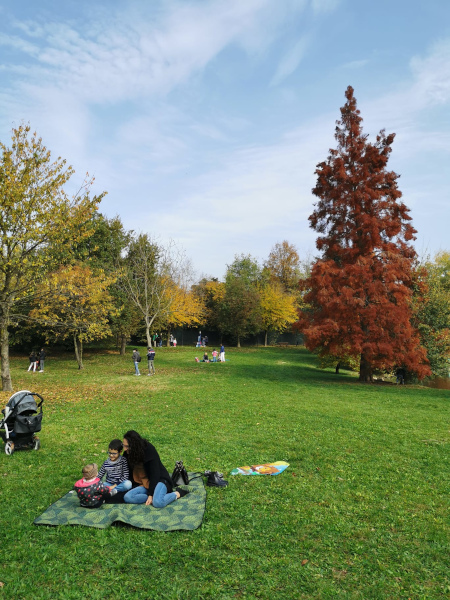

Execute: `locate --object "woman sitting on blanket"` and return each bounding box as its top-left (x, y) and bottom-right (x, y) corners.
top-left (122, 430), bottom-right (189, 507)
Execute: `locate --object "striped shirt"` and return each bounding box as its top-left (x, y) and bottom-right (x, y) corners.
top-left (97, 456), bottom-right (129, 485)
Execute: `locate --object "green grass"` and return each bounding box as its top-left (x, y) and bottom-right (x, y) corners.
top-left (0, 346), bottom-right (448, 599)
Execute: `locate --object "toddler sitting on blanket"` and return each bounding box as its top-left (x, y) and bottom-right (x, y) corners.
top-left (74, 463), bottom-right (116, 508)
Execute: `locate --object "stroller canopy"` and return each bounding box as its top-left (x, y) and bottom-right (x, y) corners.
top-left (6, 391), bottom-right (38, 414)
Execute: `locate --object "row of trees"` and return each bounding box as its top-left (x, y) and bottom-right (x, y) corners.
top-left (0, 126), bottom-right (304, 391)
top-left (193, 246), bottom-right (302, 348)
top-left (2, 87), bottom-right (449, 390)
top-left (0, 126), bottom-right (206, 390)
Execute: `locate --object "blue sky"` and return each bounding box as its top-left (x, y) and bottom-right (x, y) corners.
top-left (1, 0), bottom-right (449, 278)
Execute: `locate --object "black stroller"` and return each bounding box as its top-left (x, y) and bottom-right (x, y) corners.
top-left (0, 390), bottom-right (43, 455)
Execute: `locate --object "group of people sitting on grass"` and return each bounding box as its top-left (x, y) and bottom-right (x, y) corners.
top-left (195, 345), bottom-right (225, 363)
top-left (74, 430), bottom-right (189, 509)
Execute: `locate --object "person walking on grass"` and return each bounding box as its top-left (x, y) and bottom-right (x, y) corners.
top-left (147, 347), bottom-right (156, 376)
top-left (39, 348), bottom-right (46, 372)
top-left (122, 430), bottom-right (189, 507)
top-left (219, 344), bottom-right (225, 362)
top-left (132, 348), bottom-right (141, 376)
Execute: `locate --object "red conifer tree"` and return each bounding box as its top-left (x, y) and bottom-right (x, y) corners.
top-left (298, 86), bottom-right (430, 382)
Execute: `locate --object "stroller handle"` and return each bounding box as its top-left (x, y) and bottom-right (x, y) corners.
top-left (31, 392), bottom-right (44, 409)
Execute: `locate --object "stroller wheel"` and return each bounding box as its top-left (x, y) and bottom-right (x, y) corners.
top-left (33, 437), bottom-right (41, 450)
top-left (5, 441), bottom-right (15, 455)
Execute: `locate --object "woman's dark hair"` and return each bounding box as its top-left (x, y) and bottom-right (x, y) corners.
top-left (123, 430), bottom-right (149, 467)
top-left (109, 438), bottom-right (123, 452)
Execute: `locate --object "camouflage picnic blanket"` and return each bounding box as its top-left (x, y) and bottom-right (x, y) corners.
top-left (34, 475), bottom-right (206, 530)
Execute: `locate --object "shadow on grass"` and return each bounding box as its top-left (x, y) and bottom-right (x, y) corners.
top-left (228, 346), bottom-right (357, 386)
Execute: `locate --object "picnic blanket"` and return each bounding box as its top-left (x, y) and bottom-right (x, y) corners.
top-left (34, 475), bottom-right (206, 530)
top-left (230, 461), bottom-right (289, 476)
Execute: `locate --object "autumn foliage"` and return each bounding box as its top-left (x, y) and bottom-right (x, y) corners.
top-left (297, 86), bottom-right (430, 381)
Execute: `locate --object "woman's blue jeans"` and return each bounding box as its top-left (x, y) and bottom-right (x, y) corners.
top-left (124, 482), bottom-right (177, 507)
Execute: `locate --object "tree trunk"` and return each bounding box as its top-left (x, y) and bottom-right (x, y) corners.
top-left (264, 330), bottom-right (268, 347)
top-left (74, 334), bottom-right (84, 369)
top-left (120, 334), bottom-right (127, 355)
top-left (359, 354), bottom-right (373, 382)
top-left (237, 334), bottom-right (241, 348)
top-left (166, 327), bottom-right (171, 347)
top-left (0, 318), bottom-right (13, 391)
top-left (145, 325), bottom-right (152, 348)
top-left (335, 362), bottom-right (340, 374)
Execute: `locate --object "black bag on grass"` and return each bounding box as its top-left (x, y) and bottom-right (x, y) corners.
top-left (171, 460), bottom-right (189, 486)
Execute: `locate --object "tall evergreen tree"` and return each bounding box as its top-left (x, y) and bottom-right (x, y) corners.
top-left (297, 86), bottom-right (430, 382)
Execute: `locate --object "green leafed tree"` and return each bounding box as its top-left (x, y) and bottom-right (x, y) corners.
top-left (415, 252), bottom-right (450, 376)
top-left (73, 213), bottom-right (139, 354)
top-left (218, 255), bottom-right (262, 347)
top-left (0, 125), bottom-right (104, 390)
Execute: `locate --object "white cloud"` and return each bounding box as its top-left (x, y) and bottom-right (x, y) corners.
top-left (122, 115), bottom-right (335, 277)
top-left (1, 0), bottom-right (281, 105)
top-left (0, 33), bottom-right (39, 55)
top-left (340, 59), bottom-right (369, 70)
top-left (410, 39), bottom-right (450, 106)
top-left (271, 35), bottom-right (311, 86)
top-left (361, 40), bottom-right (450, 136)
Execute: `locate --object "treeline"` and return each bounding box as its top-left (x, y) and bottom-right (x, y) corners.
top-left (2, 87), bottom-right (450, 392)
top-left (0, 126), bottom-right (306, 391)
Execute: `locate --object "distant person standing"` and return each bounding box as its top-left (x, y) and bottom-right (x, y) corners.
top-left (212, 349), bottom-right (218, 362)
top-left (27, 351), bottom-right (37, 372)
top-left (219, 344), bottom-right (225, 362)
top-left (204, 335), bottom-right (208, 346)
top-left (396, 367), bottom-right (405, 385)
top-left (173, 338), bottom-right (177, 348)
top-left (132, 349), bottom-right (141, 376)
top-left (39, 348), bottom-right (46, 372)
top-left (147, 347), bottom-right (156, 376)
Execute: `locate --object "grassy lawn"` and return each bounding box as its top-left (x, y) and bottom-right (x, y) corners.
top-left (0, 346), bottom-right (448, 600)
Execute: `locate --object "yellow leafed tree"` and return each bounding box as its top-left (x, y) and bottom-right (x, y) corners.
top-left (30, 265), bottom-right (117, 369)
top-left (259, 283), bottom-right (298, 346)
top-left (158, 278), bottom-right (203, 343)
top-left (0, 125), bottom-right (103, 389)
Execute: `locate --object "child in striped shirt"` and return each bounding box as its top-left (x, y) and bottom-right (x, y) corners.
top-left (97, 439), bottom-right (132, 493)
